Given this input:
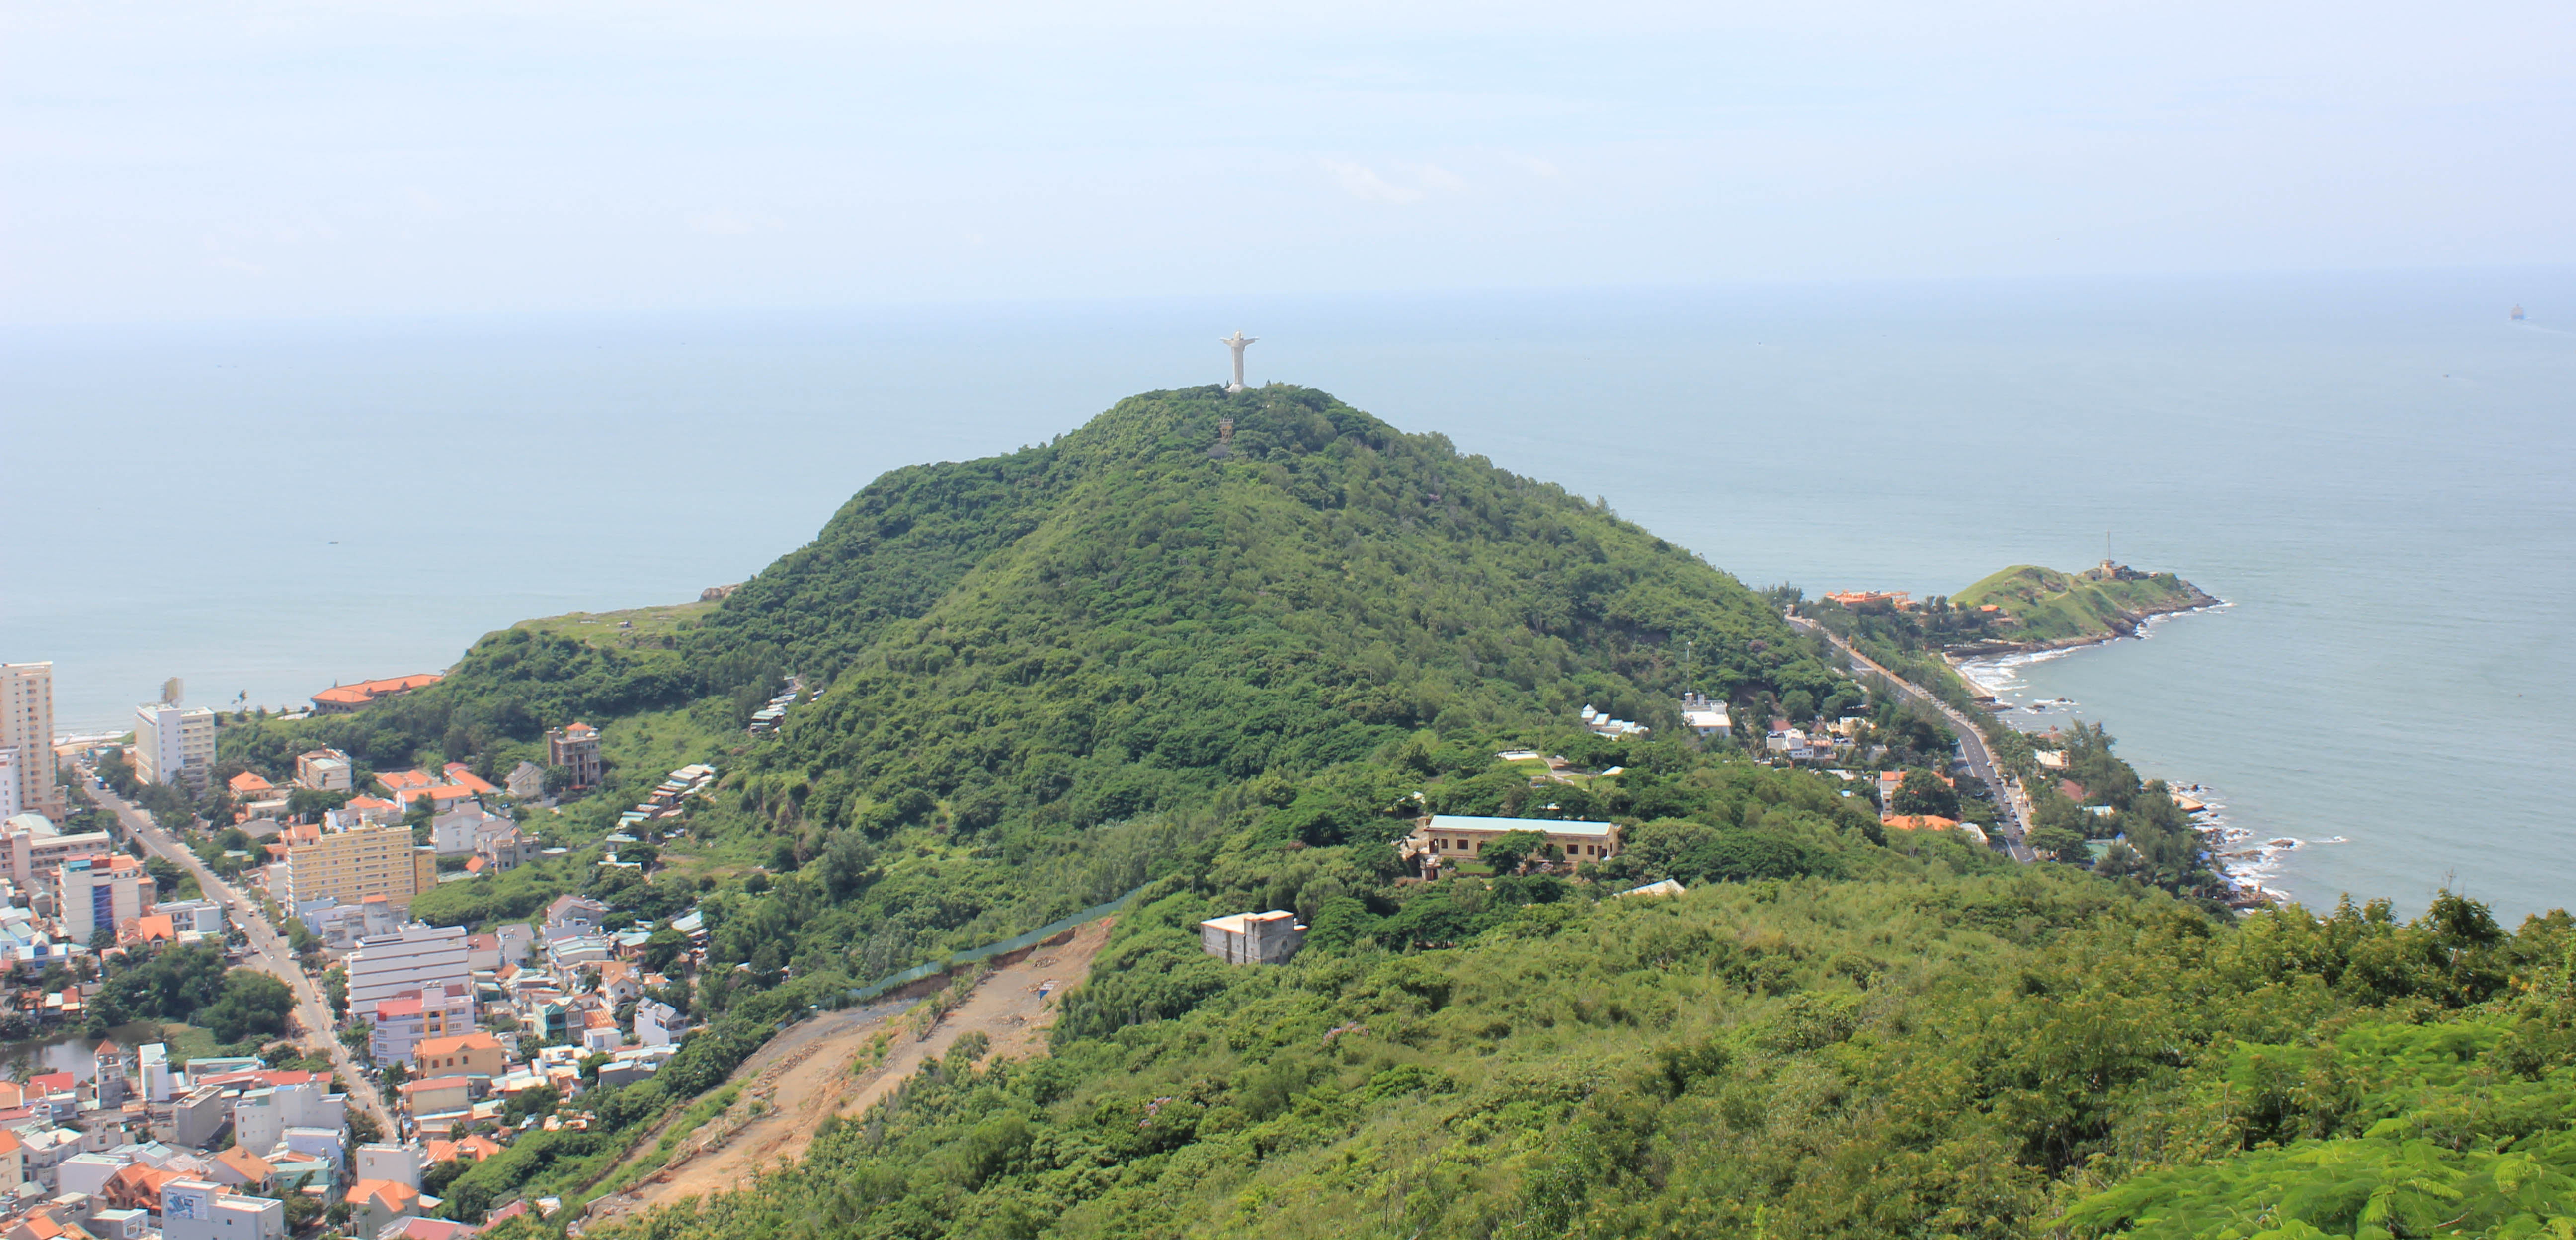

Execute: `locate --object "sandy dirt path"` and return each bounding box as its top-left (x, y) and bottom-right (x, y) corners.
top-left (588, 917), bottom-right (1114, 1224)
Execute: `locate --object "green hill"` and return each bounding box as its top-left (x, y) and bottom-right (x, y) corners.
top-left (201, 386), bottom-right (2576, 1240)
top-left (1955, 563), bottom-right (2214, 644)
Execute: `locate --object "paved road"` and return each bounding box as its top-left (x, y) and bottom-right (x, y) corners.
top-left (77, 771), bottom-right (396, 1137)
top-left (1785, 613), bottom-right (2039, 864)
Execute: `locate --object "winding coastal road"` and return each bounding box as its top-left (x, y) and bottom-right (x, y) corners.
top-left (76, 770), bottom-right (396, 1138)
top-left (1784, 612), bottom-right (2039, 864)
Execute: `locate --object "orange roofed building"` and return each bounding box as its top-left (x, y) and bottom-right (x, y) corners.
top-left (311, 674), bottom-right (442, 715)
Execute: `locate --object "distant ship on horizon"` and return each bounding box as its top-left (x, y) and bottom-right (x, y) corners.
top-left (2511, 304), bottom-right (2526, 322)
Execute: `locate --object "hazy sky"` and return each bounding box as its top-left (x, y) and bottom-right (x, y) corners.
top-left (4, 0), bottom-right (2569, 323)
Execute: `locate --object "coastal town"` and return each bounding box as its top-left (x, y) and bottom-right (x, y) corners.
top-left (0, 662), bottom-right (720, 1240)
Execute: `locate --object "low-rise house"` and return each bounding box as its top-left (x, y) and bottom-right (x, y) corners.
top-left (421, 1135), bottom-right (502, 1167)
top-left (427, 808), bottom-right (501, 858)
top-left (89, 1209), bottom-right (146, 1240)
top-left (1197, 911), bottom-right (1306, 966)
top-left (346, 1178), bottom-right (426, 1237)
top-left (159, 1179), bottom-right (285, 1240)
top-left (396, 1077), bottom-right (473, 1117)
top-left (207, 1147), bottom-right (271, 1190)
top-left (635, 999), bottom-right (686, 1047)
top-left (504, 762), bottom-right (546, 800)
top-left (293, 750), bottom-right (354, 792)
top-left (379, 1220), bottom-right (482, 1240)
top-left (1404, 814), bottom-right (1623, 871)
top-left (594, 961), bottom-right (643, 1005)
top-left (438, 764), bottom-right (496, 798)
top-left (411, 1032), bottom-right (504, 1079)
top-left (542, 896), bottom-right (608, 939)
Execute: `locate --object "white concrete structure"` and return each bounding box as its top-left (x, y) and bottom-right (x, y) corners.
top-left (1219, 330), bottom-right (1257, 392)
top-left (0, 748), bottom-right (18, 820)
top-left (232, 1080), bottom-right (344, 1157)
top-left (427, 807), bottom-right (500, 857)
top-left (161, 1178), bottom-right (285, 1240)
top-left (56, 1153), bottom-right (131, 1199)
top-left (344, 923), bottom-right (472, 1011)
top-left (1198, 910), bottom-right (1306, 965)
top-left (157, 899), bottom-right (226, 935)
top-left (635, 999), bottom-right (686, 1047)
top-left (353, 1144), bottom-right (419, 1190)
top-left (139, 1044), bottom-right (173, 1103)
top-left (276, 1126), bottom-right (343, 1165)
top-left (0, 664), bottom-right (62, 818)
top-left (133, 704), bottom-right (216, 790)
top-left (1678, 692), bottom-right (1731, 740)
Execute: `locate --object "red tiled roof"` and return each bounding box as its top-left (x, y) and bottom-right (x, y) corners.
top-left (441, 764), bottom-right (497, 795)
top-left (230, 772), bottom-right (275, 794)
top-left (313, 674), bottom-right (442, 707)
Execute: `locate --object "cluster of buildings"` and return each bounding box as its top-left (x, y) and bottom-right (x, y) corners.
top-left (343, 894), bottom-right (700, 1150)
top-left (1762, 717), bottom-right (1865, 763)
top-left (0, 809), bottom-right (225, 983)
top-left (239, 750), bottom-right (561, 919)
top-left (611, 766), bottom-right (714, 838)
top-left (1576, 705), bottom-right (1648, 739)
top-left (0, 1034), bottom-right (555, 1240)
top-left (744, 679), bottom-right (802, 737)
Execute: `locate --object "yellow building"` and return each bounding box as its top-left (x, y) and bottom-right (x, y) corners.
top-left (278, 823), bottom-right (438, 909)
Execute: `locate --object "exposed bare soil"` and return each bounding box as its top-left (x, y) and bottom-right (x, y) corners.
top-left (586, 917), bottom-right (1113, 1224)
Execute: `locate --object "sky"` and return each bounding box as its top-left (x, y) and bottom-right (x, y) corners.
top-left (3, 0), bottom-right (2570, 323)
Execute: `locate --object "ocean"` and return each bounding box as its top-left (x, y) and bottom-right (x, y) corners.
top-left (4, 268), bottom-right (2570, 919)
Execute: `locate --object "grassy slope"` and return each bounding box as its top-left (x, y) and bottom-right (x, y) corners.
top-left (1955, 565), bottom-right (2206, 643)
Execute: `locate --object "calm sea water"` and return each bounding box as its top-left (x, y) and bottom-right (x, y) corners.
top-left (5, 269), bottom-right (2570, 918)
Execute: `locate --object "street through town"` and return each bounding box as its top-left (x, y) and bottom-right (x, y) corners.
top-left (1784, 613), bottom-right (2039, 864)
top-left (76, 771), bottom-right (397, 1138)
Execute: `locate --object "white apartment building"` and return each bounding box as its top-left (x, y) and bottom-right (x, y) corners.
top-left (161, 1178), bottom-right (286, 1240)
top-left (133, 704), bottom-right (216, 790)
top-left (0, 664), bottom-right (61, 818)
top-left (343, 923), bottom-right (472, 1011)
top-left (0, 748), bottom-right (17, 820)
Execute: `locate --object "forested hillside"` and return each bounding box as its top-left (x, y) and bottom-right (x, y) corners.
top-left (596, 873), bottom-right (2576, 1240)
top-left (213, 385), bottom-right (2576, 1238)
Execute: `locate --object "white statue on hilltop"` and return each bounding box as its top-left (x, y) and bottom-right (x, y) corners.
top-left (1221, 331), bottom-right (1256, 392)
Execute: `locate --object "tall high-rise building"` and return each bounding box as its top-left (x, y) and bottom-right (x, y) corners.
top-left (0, 664), bottom-right (62, 818)
top-left (132, 703), bottom-right (216, 790)
top-left (0, 748), bottom-right (17, 820)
